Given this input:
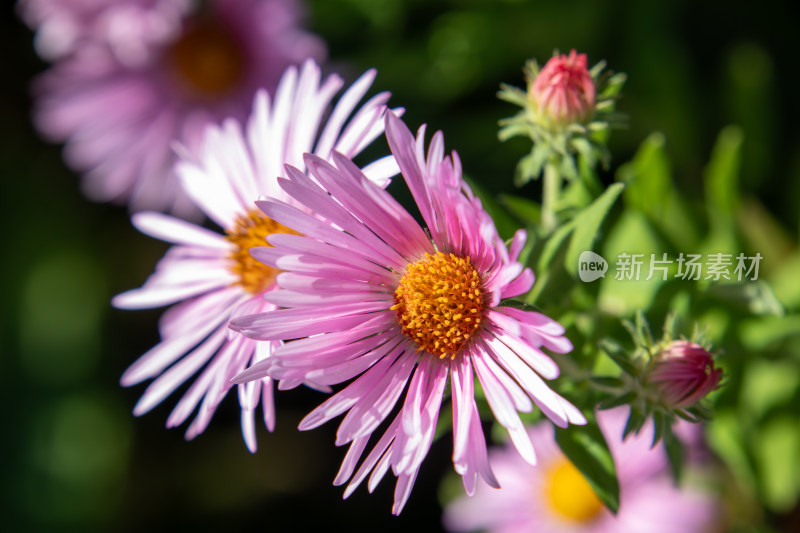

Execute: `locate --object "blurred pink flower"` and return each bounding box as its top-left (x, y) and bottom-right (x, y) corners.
top-left (27, 0), bottom-right (325, 216)
top-left (647, 341), bottom-right (723, 409)
top-left (18, 0), bottom-right (190, 64)
top-left (530, 49), bottom-right (596, 128)
top-left (113, 59), bottom-right (398, 451)
top-left (444, 408), bottom-right (719, 533)
top-left (229, 112), bottom-right (585, 514)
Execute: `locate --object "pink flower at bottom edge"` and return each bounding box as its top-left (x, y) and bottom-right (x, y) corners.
top-left (443, 407), bottom-right (720, 533)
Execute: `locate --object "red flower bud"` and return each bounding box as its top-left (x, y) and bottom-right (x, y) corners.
top-left (529, 50), bottom-right (595, 128)
top-left (648, 341), bottom-right (723, 409)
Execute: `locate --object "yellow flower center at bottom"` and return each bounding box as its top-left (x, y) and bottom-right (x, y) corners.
top-left (391, 252), bottom-right (484, 359)
top-left (546, 458), bottom-right (604, 523)
top-left (226, 209), bottom-right (298, 295)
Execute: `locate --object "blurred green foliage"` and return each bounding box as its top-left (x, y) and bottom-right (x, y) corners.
top-left (2, 0), bottom-right (799, 531)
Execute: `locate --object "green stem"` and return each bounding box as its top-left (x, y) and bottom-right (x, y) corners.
top-left (541, 162), bottom-right (561, 234)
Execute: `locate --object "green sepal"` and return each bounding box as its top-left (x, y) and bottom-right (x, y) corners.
top-left (589, 376), bottom-right (625, 389)
top-left (623, 408), bottom-right (647, 440)
top-left (599, 339), bottom-right (639, 377)
top-left (597, 391), bottom-right (637, 411)
top-left (662, 426), bottom-right (685, 484)
top-left (651, 410), bottom-right (667, 447)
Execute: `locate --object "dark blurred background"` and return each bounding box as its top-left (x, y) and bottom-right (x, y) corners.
top-left (2, 0), bottom-right (799, 531)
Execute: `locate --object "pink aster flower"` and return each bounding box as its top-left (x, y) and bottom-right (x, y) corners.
top-left (647, 341), bottom-right (723, 409)
top-left (443, 408), bottom-right (719, 533)
top-left (17, 0), bottom-right (190, 65)
top-left (229, 112), bottom-right (586, 514)
top-left (113, 59), bottom-right (398, 452)
top-left (28, 0), bottom-right (326, 215)
top-left (530, 49), bottom-right (596, 128)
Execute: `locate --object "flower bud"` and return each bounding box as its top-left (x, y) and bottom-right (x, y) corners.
top-left (529, 49), bottom-right (595, 129)
top-left (647, 341), bottom-right (723, 409)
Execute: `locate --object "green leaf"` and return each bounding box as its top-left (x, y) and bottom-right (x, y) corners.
top-left (537, 219), bottom-right (576, 273)
top-left (705, 125), bottom-right (744, 218)
top-left (565, 183), bottom-right (624, 277)
top-left (597, 210), bottom-right (667, 317)
top-left (740, 314), bottom-right (800, 351)
top-left (578, 155), bottom-right (604, 197)
top-left (740, 359), bottom-right (800, 420)
top-left (617, 133), bottom-right (700, 250)
top-left (619, 132), bottom-right (671, 219)
top-left (557, 177), bottom-right (594, 214)
top-left (735, 198), bottom-right (795, 279)
top-left (754, 416), bottom-right (800, 511)
top-left (555, 421), bottom-right (620, 514)
top-left (765, 251), bottom-right (800, 309)
top-left (705, 126), bottom-right (744, 250)
top-left (499, 194), bottom-right (541, 226)
top-left (706, 410), bottom-right (757, 496)
top-left (708, 280), bottom-right (784, 317)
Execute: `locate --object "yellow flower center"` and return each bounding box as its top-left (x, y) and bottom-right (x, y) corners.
top-left (226, 210), bottom-right (297, 295)
top-left (546, 458), bottom-right (604, 523)
top-left (391, 252), bottom-right (484, 359)
top-left (169, 20), bottom-right (244, 96)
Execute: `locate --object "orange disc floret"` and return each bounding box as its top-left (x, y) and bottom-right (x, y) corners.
top-left (392, 252), bottom-right (485, 359)
top-left (226, 209), bottom-right (298, 294)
